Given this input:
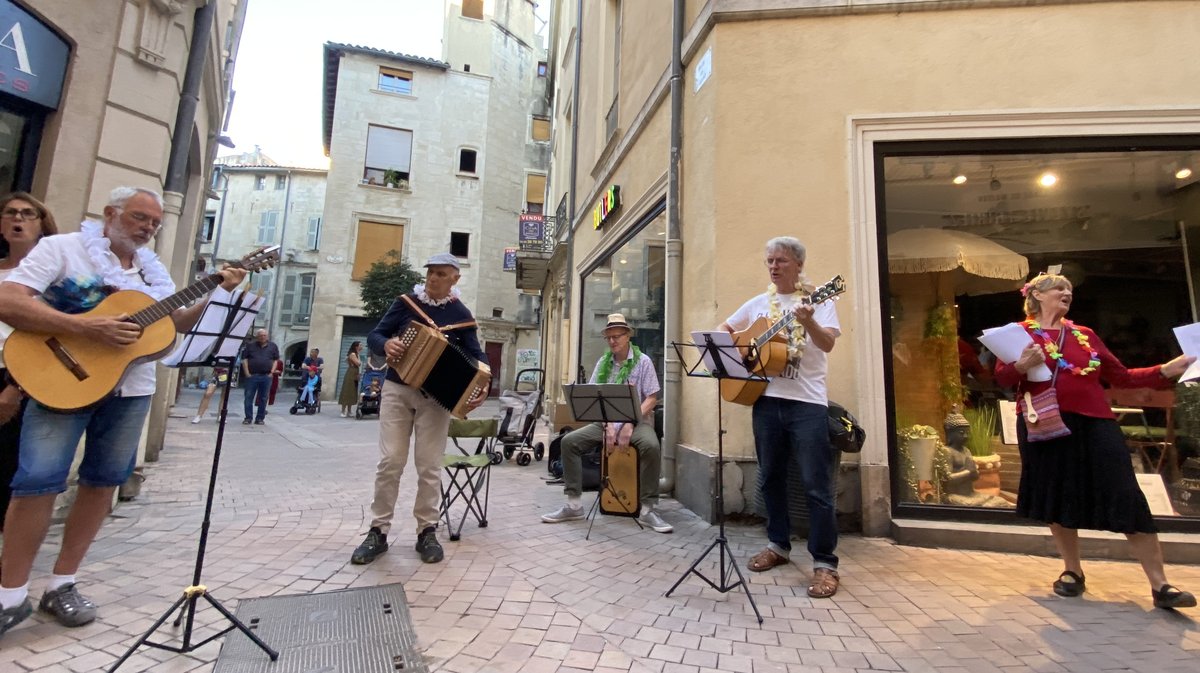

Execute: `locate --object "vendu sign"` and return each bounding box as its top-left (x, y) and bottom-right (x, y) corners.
top-left (592, 185), bottom-right (620, 229)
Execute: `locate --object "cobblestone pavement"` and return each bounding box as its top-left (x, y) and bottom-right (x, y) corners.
top-left (1, 390), bottom-right (1198, 672)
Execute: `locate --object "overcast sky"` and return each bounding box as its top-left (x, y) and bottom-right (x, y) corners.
top-left (222, 0), bottom-right (550, 169)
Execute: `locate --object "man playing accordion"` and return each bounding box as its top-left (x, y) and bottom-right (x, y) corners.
top-left (350, 253), bottom-right (489, 565)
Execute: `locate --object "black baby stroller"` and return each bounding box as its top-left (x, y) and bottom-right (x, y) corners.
top-left (355, 364), bottom-right (386, 419)
top-left (289, 371), bottom-right (322, 415)
top-left (498, 368), bottom-right (546, 466)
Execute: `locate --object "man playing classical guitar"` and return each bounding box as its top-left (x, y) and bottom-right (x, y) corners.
top-left (719, 236), bottom-right (842, 599)
top-left (0, 187), bottom-right (247, 638)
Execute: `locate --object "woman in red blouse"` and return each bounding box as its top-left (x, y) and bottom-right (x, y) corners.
top-left (996, 272), bottom-right (1196, 610)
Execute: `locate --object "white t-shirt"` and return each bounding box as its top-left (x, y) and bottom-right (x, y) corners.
top-left (5, 232), bottom-right (175, 397)
top-left (0, 266), bottom-right (12, 368)
top-left (725, 290), bottom-right (841, 405)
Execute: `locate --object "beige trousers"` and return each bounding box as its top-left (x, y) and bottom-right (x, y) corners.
top-left (369, 380), bottom-right (451, 535)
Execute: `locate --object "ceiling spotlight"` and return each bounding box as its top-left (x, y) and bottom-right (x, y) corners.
top-left (953, 174), bottom-right (967, 185)
top-left (1038, 172), bottom-right (1058, 188)
top-left (1176, 167), bottom-right (1193, 180)
top-left (989, 165), bottom-right (1001, 191)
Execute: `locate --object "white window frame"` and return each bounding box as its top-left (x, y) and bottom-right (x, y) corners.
top-left (257, 210), bottom-right (279, 244)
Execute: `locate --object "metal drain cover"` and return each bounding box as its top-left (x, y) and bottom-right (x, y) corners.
top-left (214, 583), bottom-right (428, 673)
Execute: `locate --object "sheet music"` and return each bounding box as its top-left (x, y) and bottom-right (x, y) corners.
top-left (689, 330), bottom-right (754, 379)
top-left (1172, 322), bottom-right (1200, 382)
top-left (161, 289), bottom-right (263, 367)
top-left (979, 323), bottom-right (1051, 382)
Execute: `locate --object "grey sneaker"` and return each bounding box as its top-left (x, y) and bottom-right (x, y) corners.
top-left (415, 526), bottom-right (443, 563)
top-left (0, 597), bottom-right (32, 639)
top-left (541, 504), bottom-right (584, 523)
top-left (637, 508), bottom-right (673, 533)
top-left (351, 527), bottom-right (389, 565)
top-left (39, 583), bottom-right (97, 627)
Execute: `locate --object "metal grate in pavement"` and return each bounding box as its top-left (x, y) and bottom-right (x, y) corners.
top-left (214, 583), bottom-right (428, 673)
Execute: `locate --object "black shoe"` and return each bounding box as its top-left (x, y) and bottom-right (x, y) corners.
top-left (415, 526), bottom-right (443, 563)
top-left (242, 418), bottom-right (252, 425)
top-left (1152, 584), bottom-right (1197, 610)
top-left (0, 597), bottom-right (32, 639)
top-left (1053, 570), bottom-right (1085, 597)
top-left (39, 583), bottom-right (97, 627)
top-left (254, 419), bottom-right (265, 425)
top-left (350, 527), bottom-right (389, 565)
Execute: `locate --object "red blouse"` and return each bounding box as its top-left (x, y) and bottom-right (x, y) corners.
top-left (994, 322), bottom-right (1169, 419)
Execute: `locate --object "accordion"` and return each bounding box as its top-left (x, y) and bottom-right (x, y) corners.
top-left (390, 321), bottom-right (491, 418)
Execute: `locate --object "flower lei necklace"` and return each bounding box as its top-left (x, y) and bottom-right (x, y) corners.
top-left (81, 219), bottom-right (174, 300)
top-left (413, 283), bottom-right (461, 307)
top-left (596, 345), bottom-right (642, 384)
top-left (1024, 318), bottom-right (1101, 376)
top-left (767, 283), bottom-right (807, 359)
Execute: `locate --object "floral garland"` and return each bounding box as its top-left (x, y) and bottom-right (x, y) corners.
top-left (81, 219), bottom-right (174, 300)
top-left (596, 345), bottom-right (642, 384)
top-left (767, 283), bottom-right (807, 359)
top-left (413, 283), bottom-right (461, 307)
top-left (1024, 318), bottom-right (1100, 376)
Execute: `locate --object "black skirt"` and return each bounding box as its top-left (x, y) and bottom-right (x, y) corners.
top-left (1016, 411), bottom-right (1158, 534)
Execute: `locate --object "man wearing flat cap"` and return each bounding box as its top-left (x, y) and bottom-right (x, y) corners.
top-left (541, 313), bottom-right (672, 533)
top-left (350, 252), bottom-right (489, 565)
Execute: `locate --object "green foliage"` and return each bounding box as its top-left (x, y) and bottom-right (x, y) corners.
top-left (963, 406), bottom-right (998, 457)
top-left (899, 424), bottom-right (939, 441)
top-left (359, 250), bottom-right (423, 319)
top-left (923, 303), bottom-right (964, 419)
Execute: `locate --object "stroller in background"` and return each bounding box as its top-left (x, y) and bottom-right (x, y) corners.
top-left (355, 363), bottom-right (387, 419)
top-left (289, 368), bottom-right (322, 415)
top-left (498, 368), bottom-right (546, 466)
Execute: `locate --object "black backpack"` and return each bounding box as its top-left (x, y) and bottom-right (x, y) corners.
top-left (828, 401), bottom-right (866, 453)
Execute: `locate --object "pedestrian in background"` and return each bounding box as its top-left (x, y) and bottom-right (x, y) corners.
top-left (996, 271), bottom-right (1196, 609)
top-left (339, 341), bottom-right (362, 417)
top-left (241, 329), bottom-right (281, 425)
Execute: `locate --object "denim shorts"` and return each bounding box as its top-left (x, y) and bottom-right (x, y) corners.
top-left (10, 395), bottom-right (151, 496)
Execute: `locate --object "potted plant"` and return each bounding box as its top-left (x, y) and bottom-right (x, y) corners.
top-left (383, 169), bottom-right (402, 188)
top-left (900, 424), bottom-right (939, 483)
top-left (963, 406), bottom-right (1002, 494)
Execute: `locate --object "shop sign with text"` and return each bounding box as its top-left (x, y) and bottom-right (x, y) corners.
top-left (0, 1), bottom-right (69, 109)
top-left (592, 185), bottom-right (620, 229)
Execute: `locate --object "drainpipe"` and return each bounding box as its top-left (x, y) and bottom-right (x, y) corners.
top-left (660, 0), bottom-right (684, 493)
top-left (146, 0), bottom-right (215, 463)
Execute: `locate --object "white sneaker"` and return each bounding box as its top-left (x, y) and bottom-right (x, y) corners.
top-left (340, 412), bottom-right (347, 418)
top-left (191, 416), bottom-right (201, 424)
top-left (541, 504), bottom-right (584, 523)
top-left (637, 508), bottom-right (673, 533)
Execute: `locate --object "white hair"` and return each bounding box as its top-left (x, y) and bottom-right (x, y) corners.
top-left (108, 186), bottom-right (164, 210)
top-left (765, 236), bottom-right (806, 265)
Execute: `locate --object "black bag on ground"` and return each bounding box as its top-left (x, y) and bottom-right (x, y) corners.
top-left (580, 445), bottom-right (601, 491)
top-left (828, 400), bottom-right (866, 453)
top-left (548, 428), bottom-right (569, 475)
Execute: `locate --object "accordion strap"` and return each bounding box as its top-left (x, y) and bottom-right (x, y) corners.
top-left (401, 294), bottom-right (478, 333)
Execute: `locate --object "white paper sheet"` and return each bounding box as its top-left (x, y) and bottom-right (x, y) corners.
top-left (979, 322), bottom-right (1052, 382)
top-left (1172, 322), bottom-right (1200, 382)
top-left (998, 400), bottom-right (1019, 445)
top-left (161, 289), bottom-right (263, 367)
top-left (689, 330), bottom-right (756, 380)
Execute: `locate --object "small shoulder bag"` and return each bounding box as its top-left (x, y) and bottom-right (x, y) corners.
top-left (1021, 327), bottom-right (1071, 443)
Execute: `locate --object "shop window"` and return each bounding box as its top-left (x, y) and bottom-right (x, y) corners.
top-left (525, 173), bottom-right (546, 214)
top-left (352, 220), bottom-right (405, 280)
top-left (462, 0), bottom-right (483, 20)
top-left (532, 116), bottom-right (551, 142)
top-left (257, 210), bottom-right (279, 243)
top-left (378, 66), bottom-right (412, 95)
top-left (450, 232), bottom-right (470, 258)
top-left (363, 124), bottom-right (412, 187)
top-left (459, 148), bottom-right (477, 174)
top-left (877, 139), bottom-right (1200, 523)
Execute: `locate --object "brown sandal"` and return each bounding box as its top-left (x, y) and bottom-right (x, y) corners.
top-left (808, 568), bottom-right (839, 598)
top-left (747, 548), bottom-right (788, 572)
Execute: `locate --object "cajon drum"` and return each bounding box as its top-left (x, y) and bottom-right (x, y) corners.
top-left (600, 444), bottom-right (640, 517)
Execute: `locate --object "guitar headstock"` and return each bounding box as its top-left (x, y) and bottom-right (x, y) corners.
top-left (235, 245), bottom-right (282, 273)
top-left (809, 275), bottom-right (846, 305)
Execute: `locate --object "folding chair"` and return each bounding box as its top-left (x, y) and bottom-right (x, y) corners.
top-left (441, 417), bottom-right (500, 541)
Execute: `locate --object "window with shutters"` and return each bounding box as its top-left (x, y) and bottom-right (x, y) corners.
top-left (462, 0), bottom-right (483, 20)
top-left (254, 175), bottom-right (265, 190)
top-left (275, 175), bottom-right (286, 190)
top-left (248, 267), bottom-right (273, 320)
top-left (378, 67), bottom-right (412, 95)
top-left (257, 210), bottom-right (279, 244)
top-left (363, 124), bottom-right (413, 187)
top-left (280, 272), bottom-right (316, 326)
top-left (353, 220), bottom-right (405, 280)
top-left (525, 173), bottom-right (546, 214)
top-left (532, 116), bottom-right (551, 142)
top-left (307, 216), bottom-right (322, 250)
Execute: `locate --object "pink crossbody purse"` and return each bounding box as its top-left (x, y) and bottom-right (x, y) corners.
top-left (1021, 328), bottom-right (1071, 443)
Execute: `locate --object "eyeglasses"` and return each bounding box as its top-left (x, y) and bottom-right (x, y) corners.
top-left (116, 207), bottom-right (162, 229)
top-left (1, 207), bottom-right (40, 220)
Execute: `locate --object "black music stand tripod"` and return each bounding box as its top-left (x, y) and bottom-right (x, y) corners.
top-left (563, 383), bottom-right (645, 540)
top-left (665, 334), bottom-right (764, 624)
top-left (107, 291), bottom-right (278, 671)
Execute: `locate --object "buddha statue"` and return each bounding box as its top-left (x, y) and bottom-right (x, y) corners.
top-left (941, 409), bottom-right (1012, 508)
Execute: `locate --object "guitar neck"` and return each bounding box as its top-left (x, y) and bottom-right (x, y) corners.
top-left (130, 274), bottom-right (224, 327)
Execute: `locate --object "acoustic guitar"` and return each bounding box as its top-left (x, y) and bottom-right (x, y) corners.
top-left (6, 246), bottom-right (280, 411)
top-left (719, 275), bottom-right (846, 406)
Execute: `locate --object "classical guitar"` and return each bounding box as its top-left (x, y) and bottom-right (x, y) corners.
top-left (6, 246), bottom-right (280, 411)
top-left (719, 275), bottom-right (846, 406)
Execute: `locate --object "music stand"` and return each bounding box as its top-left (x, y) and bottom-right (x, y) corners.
top-left (664, 332), bottom-right (764, 624)
top-left (563, 383), bottom-right (645, 539)
top-left (107, 288), bottom-right (279, 671)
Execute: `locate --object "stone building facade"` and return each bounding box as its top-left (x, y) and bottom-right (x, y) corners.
top-left (310, 0), bottom-right (548, 396)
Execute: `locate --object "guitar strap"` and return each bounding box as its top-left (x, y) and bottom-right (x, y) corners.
top-left (401, 294), bottom-right (477, 332)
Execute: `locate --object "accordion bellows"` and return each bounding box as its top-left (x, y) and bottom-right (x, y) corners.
top-left (390, 322), bottom-right (491, 418)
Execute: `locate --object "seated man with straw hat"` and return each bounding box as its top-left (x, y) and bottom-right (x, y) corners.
top-left (540, 313), bottom-right (671, 533)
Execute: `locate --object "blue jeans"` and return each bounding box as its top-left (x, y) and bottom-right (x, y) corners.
top-left (752, 396), bottom-right (838, 570)
top-left (243, 374), bottom-right (271, 421)
top-left (12, 395), bottom-right (151, 496)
